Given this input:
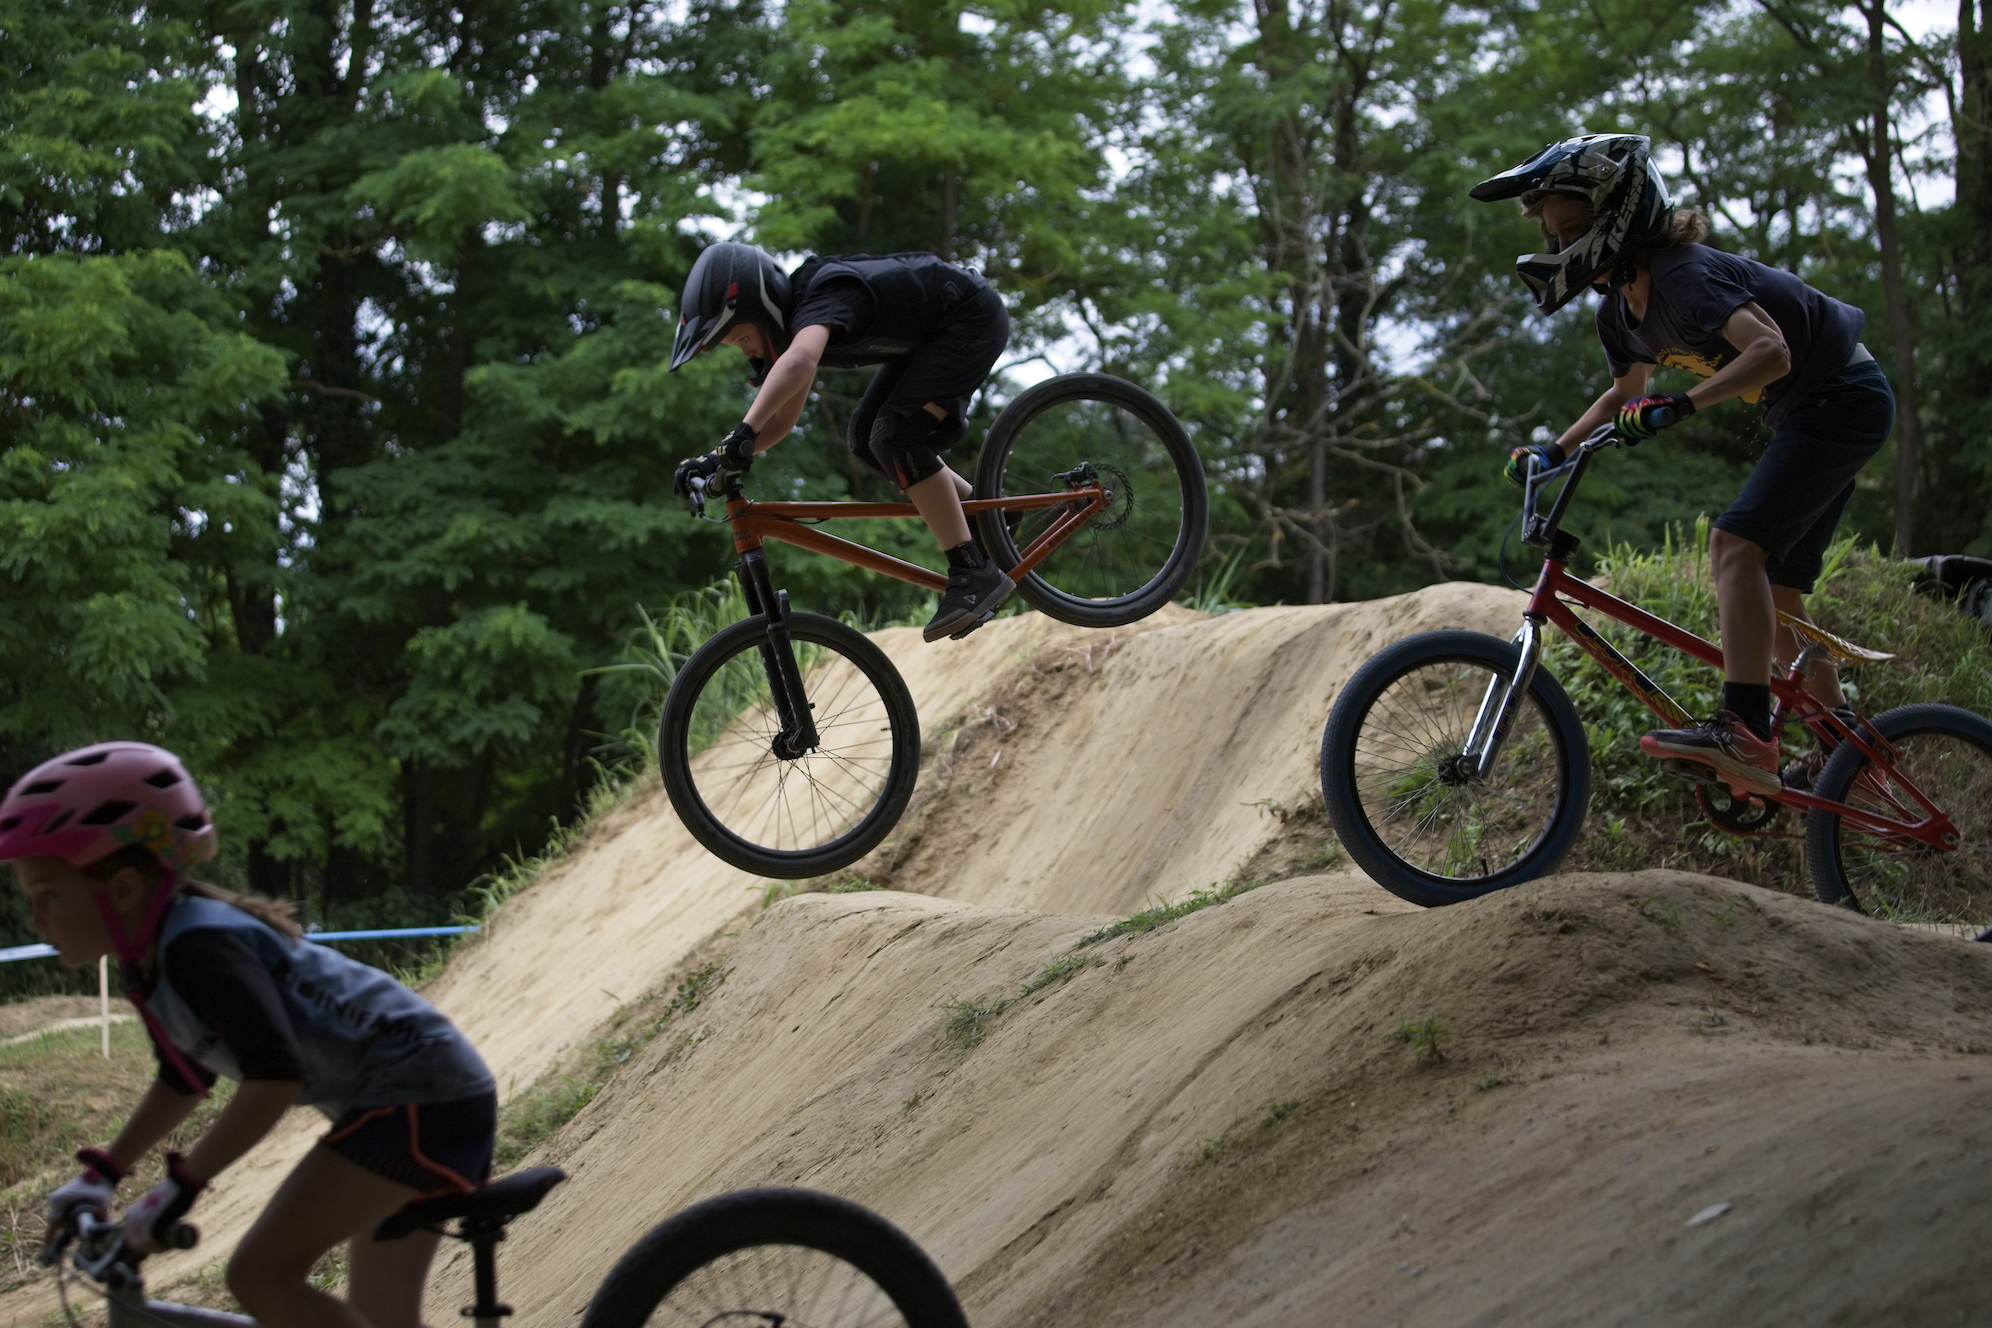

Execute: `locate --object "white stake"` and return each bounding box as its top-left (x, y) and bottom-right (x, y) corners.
top-left (99, 955), bottom-right (109, 1058)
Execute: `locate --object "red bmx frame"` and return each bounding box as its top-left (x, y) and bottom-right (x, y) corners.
top-left (719, 486), bottom-right (1107, 593)
top-left (1527, 551), bottom-right (1959, 849)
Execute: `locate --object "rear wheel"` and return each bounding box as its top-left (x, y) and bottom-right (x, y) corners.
top-left (973, 373), bottom-right (1207, 627)
top-left (1804, 704), bottom-right (1992, 924)
top-left (658, 614), bottom-right (920, 879)
top-left (579, 1188), bottom-right (969, 1328)
top-left (1320, 630), bottom-right (1591, 907)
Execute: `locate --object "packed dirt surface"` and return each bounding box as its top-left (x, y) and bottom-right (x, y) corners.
top-left (438, 873), bottom-right (1992, 1327)
top-left (8, 581), bottom-right (1985, 1326)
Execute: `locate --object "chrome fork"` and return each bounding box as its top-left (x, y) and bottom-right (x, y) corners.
top-left (1464, 617), bottom-right (1544, 780)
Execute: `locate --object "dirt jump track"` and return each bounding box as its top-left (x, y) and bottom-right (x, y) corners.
top-left (10, 583), bottom-right (1991, 1326)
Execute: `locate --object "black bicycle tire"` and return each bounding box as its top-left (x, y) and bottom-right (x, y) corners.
top-left (972, 372), bottom-right (1209, 628)
top-left (578, 1187), bottom-right (969, 1328)
top-left (1804, 702), bottom-right (1992, 916)
top-left (658, 613), bottom-right (920, 879)
top-left (1320, 630), bottom-right (1592, 907)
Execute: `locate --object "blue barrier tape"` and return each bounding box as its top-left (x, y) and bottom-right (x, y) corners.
top-left (0, 925), bottom-right (477, 963)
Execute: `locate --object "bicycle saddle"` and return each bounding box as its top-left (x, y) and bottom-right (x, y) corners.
top-left (1776, 611), bottom-right (1895, 668)
top-left (374, 1166), bottom-right (567, 1241)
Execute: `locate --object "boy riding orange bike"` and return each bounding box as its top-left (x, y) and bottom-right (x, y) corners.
top-left (667, 242), bottom-right (1014, 643)
top-left (5, 743), bottom-right (495, 1328)
top-left (1472, 134), bottom-right (1894, 796)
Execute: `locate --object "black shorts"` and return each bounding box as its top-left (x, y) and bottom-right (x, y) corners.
top-left (1712, 358), bottom-right (1894, 593)
top-left (848, 285), bottom-right (1009, 488)
top-left (321, 1090), bottom-right (497, 1196)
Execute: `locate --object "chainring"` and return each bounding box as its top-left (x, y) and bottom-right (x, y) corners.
top-left (1696, 782), bottom-right (1786, 836)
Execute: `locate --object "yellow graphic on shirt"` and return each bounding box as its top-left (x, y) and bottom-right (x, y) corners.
top-left (1656, 348), bottom-right (1762, 403)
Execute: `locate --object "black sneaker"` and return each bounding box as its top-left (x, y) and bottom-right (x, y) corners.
top-left (924, 561), bottom-right (1015, 642)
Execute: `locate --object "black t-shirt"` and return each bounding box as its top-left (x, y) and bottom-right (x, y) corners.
top-left (1595, 243), bottom-right (1864, 427)
top-left (787, 253), bottom-right (988, 371)
top-left (136, 928), bottom-right (309, 1093)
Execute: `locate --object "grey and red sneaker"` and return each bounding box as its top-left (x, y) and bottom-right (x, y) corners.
top-left (1640, 711), bottom-right (1782, 797)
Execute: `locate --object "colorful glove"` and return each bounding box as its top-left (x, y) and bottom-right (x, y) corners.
top-left (1504, 443), bottom-right (1565, 488)
top-left (672, 452), bottom-right (725, 498)
top-left (716, 421), bottom-right (759, 470)
top-left (1615, 392), bottom-right (1695, 442)
top-left (46, 1148), bottom-right (123, 1230)
top-left (122, 1153), bottom-right (204, 1252)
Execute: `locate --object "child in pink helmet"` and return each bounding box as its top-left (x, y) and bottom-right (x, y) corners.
top-left (0, 742), bottom-right (495, 1328)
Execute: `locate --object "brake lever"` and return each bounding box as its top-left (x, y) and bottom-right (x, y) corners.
top-left (688, 476), bottom-right (707, 518)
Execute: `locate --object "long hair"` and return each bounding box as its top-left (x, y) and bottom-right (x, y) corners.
top-left (1518, 197), bottom-right (1713, 255)
top-left (84, 846), bottom-right (304, 941)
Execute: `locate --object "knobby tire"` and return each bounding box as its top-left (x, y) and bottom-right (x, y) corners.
top-left (578, 1188), bottom-right (968, 1328)
top-left (659, 614), bottom-right (920, 879)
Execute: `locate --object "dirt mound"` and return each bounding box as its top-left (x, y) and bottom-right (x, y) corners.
top-left (431, 870), bottom-right (1992, 1327)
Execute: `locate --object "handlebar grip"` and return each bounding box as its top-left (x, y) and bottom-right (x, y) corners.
top-left (167, 1222), bottom-right (200, 1250)
top-left (1649, 406), bottom-right (1677, 430)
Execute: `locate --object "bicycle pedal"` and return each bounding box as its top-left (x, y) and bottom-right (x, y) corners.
top-left (949, 611), bottom-right (996, 641)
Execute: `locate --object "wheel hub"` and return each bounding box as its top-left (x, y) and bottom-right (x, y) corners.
top-left (1436, 753), bottom-right (1479, 787)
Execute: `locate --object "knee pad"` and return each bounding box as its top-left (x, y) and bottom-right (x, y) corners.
top-left (867, 415), bottom-right (945, 489)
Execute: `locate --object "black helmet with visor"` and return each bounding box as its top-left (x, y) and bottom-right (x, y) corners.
top-left (1470, 133), bottom-right (1672, 314)
top-left (669, 242), bottom-right (792, 383)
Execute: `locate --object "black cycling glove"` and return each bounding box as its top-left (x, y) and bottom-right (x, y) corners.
top-left (717, 421), bottom-right (759, 469)
top-left (672, 452), bottom-right (724, 497)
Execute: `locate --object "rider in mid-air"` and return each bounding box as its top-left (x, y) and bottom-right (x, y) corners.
top-left (6, 743), bottom-right (495, 1328)
top-left (668, 243), bottom-right (1014, 643)
top-left (1473, 134), bottom-right (1894, 796)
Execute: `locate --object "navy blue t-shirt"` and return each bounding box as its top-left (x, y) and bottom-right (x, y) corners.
top-left (1595, 244), bottom-right (1864, 427)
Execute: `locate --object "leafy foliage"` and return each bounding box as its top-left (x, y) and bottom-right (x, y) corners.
top-left (0, 0), bottom-right (1982, 937)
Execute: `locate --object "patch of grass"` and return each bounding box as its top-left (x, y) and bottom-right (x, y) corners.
top-left (1634, 896), bottom-right (1683, 929)
top-left (1077, 880), bottom-right (1269, 948)
top-left (825, 877), bottom-right (888, 894)
top-left (938, 997), bottom-right (1007, 1052)
top-left (495, 963), bottom-right (727, 1167)
top-left (1394, 1017), bottom-right (1450, 1065)
top-left (1020, 951), bottom-right (1103, 996)
top-left (0, 1022), bottom-right (236, 1292)
top-left (1263, 1100), bottom-right (1297, 1124)
top-left (1473, 1072), bottom-right (1511, 1092)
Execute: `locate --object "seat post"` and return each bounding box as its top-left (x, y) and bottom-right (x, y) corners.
top-left (462, 1219), bottom-right (511, 1328)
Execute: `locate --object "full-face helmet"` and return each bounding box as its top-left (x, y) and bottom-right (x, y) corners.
top-left (1470, 133), bottom-right (1672, 314)
top-left (669, 242), bottom-right (793, 383)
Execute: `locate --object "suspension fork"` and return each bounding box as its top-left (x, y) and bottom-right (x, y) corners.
top-left (1465, 614), bottom-right (1546, 780)
top-left (734, 549), bottom-right (820, 756)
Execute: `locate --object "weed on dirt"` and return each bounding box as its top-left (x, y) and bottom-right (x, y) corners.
top-left (496, 962), bottom-right (727, 1168)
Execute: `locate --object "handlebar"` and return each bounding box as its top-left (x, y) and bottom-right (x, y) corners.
top-left (1520, 421), bottom-right (1627, 549)
top-left (42, 1210), bottom-right (198, 1285)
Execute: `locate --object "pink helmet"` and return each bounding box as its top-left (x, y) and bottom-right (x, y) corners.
top-left (0, 742), bottom-right (216, 873)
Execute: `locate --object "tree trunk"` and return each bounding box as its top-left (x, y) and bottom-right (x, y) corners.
top-left (407, 759), bottom-right (435, 893)
top-left (1861, 0), bottom-right (1923, 553)
top-left (941, 174), bottom-right (958, 259)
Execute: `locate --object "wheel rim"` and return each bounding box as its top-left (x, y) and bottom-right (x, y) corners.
top-left (1832, 729), bottom-right (1992, 923)
top-left (994, 394), bottom-right (1192, 605)
top-left (639, 1244), bottom-right (912, 1326)
top-left (1348, 658), bottom-right (1567, 882)
top-left (679, 635), bottom-right (901, 860)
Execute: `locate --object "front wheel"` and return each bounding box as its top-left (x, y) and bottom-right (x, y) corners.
top-left (1321, 630), bottom-right (1592, 907)
top-left (973, 373), bottom-right (1208, 628)
top-left (579, 1188), bottom-right (969, 1328)
top-left (1804, 703), bottom-right (1992, 923)
top-left (658, 613), bottom-right (920, 879)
